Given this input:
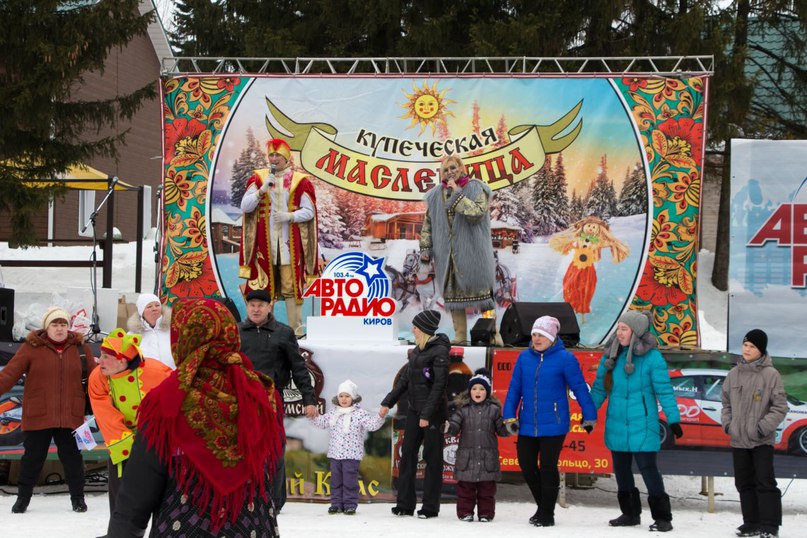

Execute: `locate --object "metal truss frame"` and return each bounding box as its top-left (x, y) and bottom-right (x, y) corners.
top-left (161, 55), bottom-right (714, 77)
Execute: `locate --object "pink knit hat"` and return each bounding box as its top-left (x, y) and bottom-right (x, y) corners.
top-left (531, 316), bottom-right (561, 342)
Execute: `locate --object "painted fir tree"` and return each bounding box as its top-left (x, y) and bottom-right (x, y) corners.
top-left (617, 162), bottom-right (647, 216)
top-left (585, 155), bottom-right (618, 219)
top-left (316, 183), bottom-right (345, 248)
top-left (569, 190), bottom-right (585, 222)
top-left (229, 128), bottom-right (268, 208)
top-left (531, 155), bottom-right (558, 236)
top-left (551, 153), bottom-right (571, 230)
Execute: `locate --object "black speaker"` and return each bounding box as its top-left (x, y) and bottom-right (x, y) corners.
top-left (470, 317), bottom-right (496, 346)
top-left (0, 288), bottom-right (14, 341)
top-left (500, 302), bottom-right (580, 347)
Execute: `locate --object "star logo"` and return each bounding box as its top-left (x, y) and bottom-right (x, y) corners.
top-left (356, 253), bottom-right (386, 287)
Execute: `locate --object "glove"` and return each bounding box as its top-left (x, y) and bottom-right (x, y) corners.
top-left (272, 210), bottom-right (293, 224)
top-left (581, 419), bottom-right (596, 434)
top-left (503, 419), bottom-right (519, 436)
top-left (670, 423), bottom-right (683, 439)
top-left (259, 176), bottom-right (274, 194)
top-left (442, 421), bottom-right (450, 434)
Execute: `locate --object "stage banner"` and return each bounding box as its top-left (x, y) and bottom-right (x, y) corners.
top-left (729, 139), bottom-right (807, 358)
top-left (160, 75), bottom-right (708, 346)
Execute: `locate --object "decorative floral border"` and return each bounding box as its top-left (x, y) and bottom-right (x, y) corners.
top-left (160, 77), bottom-right (247, 305)
top-left (616, 77), bottom-right (705, 346)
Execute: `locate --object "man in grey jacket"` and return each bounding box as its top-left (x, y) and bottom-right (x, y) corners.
top-left (721, 329), bottom-right (788, 538)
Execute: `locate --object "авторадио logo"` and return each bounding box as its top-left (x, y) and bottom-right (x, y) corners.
top-left (303, 252), bottom-right (396, 316)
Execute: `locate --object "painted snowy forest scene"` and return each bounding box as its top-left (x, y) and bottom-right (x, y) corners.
top-left (208, 77), bottom-right (650, 344)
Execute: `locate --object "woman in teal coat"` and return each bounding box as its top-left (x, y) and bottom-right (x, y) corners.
top-left (590, 311), bottom-right (682, 533)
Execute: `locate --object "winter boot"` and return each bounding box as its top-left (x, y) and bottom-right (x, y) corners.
top-left (735, 523), bottom-right (760, 537)
top-left (648, 493), bottom-right (673, 532)
top-left (71, 496), bottom-right (88, 513)
top-left (533, 485), bottom-right (557, 527)
top-left (609, 488), bottom-right (641, 526)
top-left (11, 496), bottom-right (31, 514)
top-left (450, 309), bottom-right (467, 345)
top-left (529, 507), bottom-right (542, 525)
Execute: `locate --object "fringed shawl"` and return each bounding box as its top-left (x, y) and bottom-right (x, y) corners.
top-left (136, 298), bottom-right (282, 533)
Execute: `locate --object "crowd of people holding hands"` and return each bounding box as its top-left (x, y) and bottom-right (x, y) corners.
top-left (0, 297), bottom-right (787, 538)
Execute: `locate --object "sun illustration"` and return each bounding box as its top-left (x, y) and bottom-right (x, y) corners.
top-left (400, 81), bottom-right (455, 135)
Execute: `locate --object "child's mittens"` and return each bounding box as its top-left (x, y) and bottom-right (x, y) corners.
top-left (503, 418), bottom-right (519, 436)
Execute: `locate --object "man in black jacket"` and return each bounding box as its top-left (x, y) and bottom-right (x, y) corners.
top-left (239, 289), bottom-right (319, 512)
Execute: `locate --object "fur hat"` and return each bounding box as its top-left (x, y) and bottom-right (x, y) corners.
top-left (136, 293), bottom-right (161, 317)
top-left (468, 368), bottom-right (492, 397)
top-left (605, 310), bottom-right (656, 375)
top-left (531, 316), bottom-right (561, 342)
top-left (245, 289), bottom-right (273, 303)
top-left (413, 309), bottom-right (441, 336)
top-left (266, 138), bottom-right (291, 160)
top-left (42, 306), bottom-right (71, 329)
top-left (743, 329), bottom-right (768, 356)
top-left (101, 328), bottom-right (143, 369)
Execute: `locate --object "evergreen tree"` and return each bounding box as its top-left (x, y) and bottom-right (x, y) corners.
top-left (489, 185), bottom-right (521, 225)
top-left (531, 156), bottom-right (557, 236)
top-left (316, 183), bottom-right (345, 248)
top-left (617, 162), bottom-right (648, 216)
top-left (0, 1), bottom-right (156, 246)
top-left (585, 155), bottom-right (618, 219)
top-left (552, 152), bottom-right (571, 229)
top-left (569, 189), bottom-right (585, 223)
top-left (334, 186), bottom-right (368, 240)
top-left (230, 129), bottom-right (267, 208)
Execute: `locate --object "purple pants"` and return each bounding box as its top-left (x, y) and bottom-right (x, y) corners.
top-left (330, 458), bottom-right (361, 509)
top-left (456, 480), bottom-right (497, 519)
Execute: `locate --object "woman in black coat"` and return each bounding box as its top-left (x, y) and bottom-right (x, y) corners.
top-left (380, 310), bottom-right (449, 519)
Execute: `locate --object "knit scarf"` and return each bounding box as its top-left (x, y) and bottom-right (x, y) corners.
top-left (330, 405), bottom-right (356, 432)
top-left (136, 298), bottom-right (282, 532)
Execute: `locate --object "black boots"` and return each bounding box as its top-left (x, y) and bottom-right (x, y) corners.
top-left (648, 493), bottom-right (673, 532)
top-left (11, 496), bottom-right (30, 514)
top-left (609, 488), bottom-right (641, 526)
top-left (71, 496), bottom-right (88, 513)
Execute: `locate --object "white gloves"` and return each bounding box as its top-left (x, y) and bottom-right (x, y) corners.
top-left (272, 210), bottom-right (293, 224)
top-left (259, 175), bottom-right (275, 194)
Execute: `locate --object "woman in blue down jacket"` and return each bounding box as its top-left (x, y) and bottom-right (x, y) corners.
top-left (503, 316), bottom-right (597, 528)
top-left (590, 310), bottom-right (682, 533)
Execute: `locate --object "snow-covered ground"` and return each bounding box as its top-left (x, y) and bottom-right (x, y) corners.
top-left (1, 242), bottom-right (802, 536)
top-left (1, 474), bottom-right (805, 536)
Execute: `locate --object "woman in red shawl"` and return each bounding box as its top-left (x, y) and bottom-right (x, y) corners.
top-left (104, 298), bottom-right (283, 537)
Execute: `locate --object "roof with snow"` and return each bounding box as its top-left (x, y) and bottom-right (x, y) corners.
top-left (490, 219), bottom-right (522, 231)
top-left (210, 207), bottom-right (241, 226)
top-left (367, 212), bottom-right (424, 223)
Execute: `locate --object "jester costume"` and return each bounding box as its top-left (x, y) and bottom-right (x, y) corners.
top-left (88, 328), bottom-right (172, 511)
top-left (106, 298), bottom-right (283, 537)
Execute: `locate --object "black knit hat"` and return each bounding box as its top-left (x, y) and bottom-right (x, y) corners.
top-left (413, 309), bottom-right (441, 335)
top-left (743, 329), bottom-right (768, 356)
top-left (468, 368), bottom-right (491, 397)
top-left (245, 289), bottom-right (273, 303)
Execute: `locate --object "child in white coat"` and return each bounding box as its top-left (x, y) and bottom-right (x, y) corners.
top-left (311, 379), bottom-right (385, 514)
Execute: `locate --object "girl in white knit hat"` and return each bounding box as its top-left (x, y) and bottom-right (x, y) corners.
top-left (310, 379), bottom-right (385, 515)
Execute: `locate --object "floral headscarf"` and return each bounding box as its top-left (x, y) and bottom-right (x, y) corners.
top-left (137, 298), bottom-right (282, 531)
